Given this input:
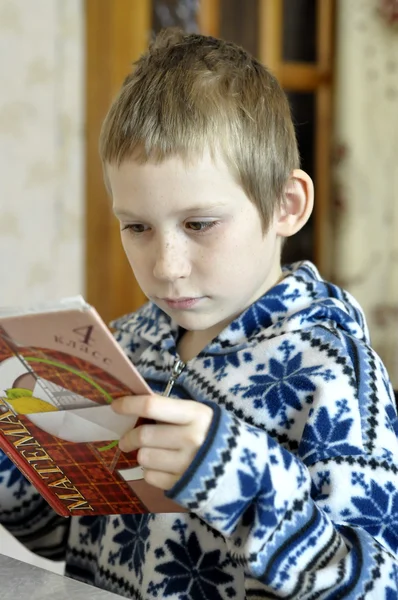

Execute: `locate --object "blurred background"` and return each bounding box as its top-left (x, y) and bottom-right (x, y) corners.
top-left (0, 0), bottom-right (397, 569)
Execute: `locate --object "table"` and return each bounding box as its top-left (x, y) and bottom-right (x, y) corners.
top-left (0, 552), bottom-right (122, 599)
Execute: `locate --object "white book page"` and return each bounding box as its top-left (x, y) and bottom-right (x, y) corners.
top-left (0, 296), bottom-right (90, 318)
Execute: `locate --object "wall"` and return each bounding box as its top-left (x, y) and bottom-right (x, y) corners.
top-left (0, 0), bottom-right (84, 572)
top-left (333, 0), bottom-right (398, 387)
top-left (0, 0), bottom-right (84, 306)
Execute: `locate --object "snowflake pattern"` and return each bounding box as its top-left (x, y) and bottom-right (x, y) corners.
top-left (108, 515), bottom-right (152, 584)
top-left (349, 476), bottom-right (398, 552)
top-left (229, 283), bottom-right (300, 338)
top-left (203, 353), bottom-right (242, 382)
top-left (230, 340), bottom-right (335, 428)
top-left (148, 519), bottom-right (235, 599)
top-left (78, 515), bottom-right (108, 547)
top-left (209, 448), bottom-right (278, 537)
top-left (299, 399), bottom-right (361, 464)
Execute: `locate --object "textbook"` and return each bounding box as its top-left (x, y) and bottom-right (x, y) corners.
top-left (0, 296), bottom-right (182, 517)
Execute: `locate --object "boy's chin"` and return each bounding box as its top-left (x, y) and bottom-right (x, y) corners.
top-left (176, 313), bottom-right (233, 337)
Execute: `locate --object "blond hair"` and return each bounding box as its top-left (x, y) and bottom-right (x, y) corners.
top-left (100, 28), bottom-right (300, 230)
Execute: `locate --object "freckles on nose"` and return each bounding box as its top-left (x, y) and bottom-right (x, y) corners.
top-left (158, 239), bottom-right (179, 266)
top-left (164, 241), bottom-right (175, 257)
top-left (160, 236), bottom-right (191, 275)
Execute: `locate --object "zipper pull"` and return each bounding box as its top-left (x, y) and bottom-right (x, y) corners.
top-left (163, 357), bottom-right (186, 397)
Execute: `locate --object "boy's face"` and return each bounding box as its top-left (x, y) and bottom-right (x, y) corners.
top-left (108, 152), bottom-right (283, 341)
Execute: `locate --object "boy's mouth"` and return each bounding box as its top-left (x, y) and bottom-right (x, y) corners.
top-left (161, 297), bottom-right (203, 310)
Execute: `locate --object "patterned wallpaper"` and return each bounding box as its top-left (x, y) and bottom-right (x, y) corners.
top-left (0, 0), bottom-right (84, 308)
top-left (0, 0), bottom-right (84, 570)
top-left (333, 0), bottom-right (398, 387)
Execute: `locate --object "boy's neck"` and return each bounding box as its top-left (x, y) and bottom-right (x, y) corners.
top-left (177, 328), bottom-right (214, 363)
top-left (177, 316), bottom-right (238, 362)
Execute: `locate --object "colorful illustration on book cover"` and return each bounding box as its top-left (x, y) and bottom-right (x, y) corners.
top-left (0, 326), bottom-right (148, 514)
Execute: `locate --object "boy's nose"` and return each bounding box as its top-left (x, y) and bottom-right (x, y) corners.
top-left (153, 240), bottom-right (191, 282)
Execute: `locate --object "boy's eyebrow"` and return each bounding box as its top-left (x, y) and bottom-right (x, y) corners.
top-left (112, 209), bottom-right (138, 219)
top-left (113, 204), bottom-right (228, 219)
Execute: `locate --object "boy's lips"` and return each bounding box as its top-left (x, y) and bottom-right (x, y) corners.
top-left (160, 297), bottom-right (203, 310)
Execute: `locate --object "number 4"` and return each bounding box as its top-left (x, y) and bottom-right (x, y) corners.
top-left (72, 325), bottom-right (94, 346)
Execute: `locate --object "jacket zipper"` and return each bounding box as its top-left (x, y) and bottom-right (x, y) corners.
top-left (163, 357), bottom-right (186, 397)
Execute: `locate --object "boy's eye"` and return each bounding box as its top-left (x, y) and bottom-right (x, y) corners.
top-left (185, 221), bottom-right (217, 232)
top-left (121, 224), bottom-right (148, 234)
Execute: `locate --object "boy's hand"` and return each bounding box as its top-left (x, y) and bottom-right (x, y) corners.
top-left (111, 395), bottom-right (213, 491)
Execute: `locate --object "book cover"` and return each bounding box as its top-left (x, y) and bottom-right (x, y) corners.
top-left (0, 297), bottom-right (182, 517)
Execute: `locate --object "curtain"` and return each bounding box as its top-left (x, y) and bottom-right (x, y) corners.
top-left (333, 0), bottom-right (398, 387)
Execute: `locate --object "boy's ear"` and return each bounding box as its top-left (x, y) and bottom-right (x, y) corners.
top-left (275, 169), bottom-right (314, 238)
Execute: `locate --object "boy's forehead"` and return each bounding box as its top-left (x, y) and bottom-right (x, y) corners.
top-left (106, 151), bottom-right (237, 193)
top-left (108, 147), bottom-right (224, 172)
top-left (108, 154), bottom-right (254, 218)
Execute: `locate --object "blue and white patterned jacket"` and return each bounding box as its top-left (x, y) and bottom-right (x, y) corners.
top-left (1, 261), bottom-right (398, 599)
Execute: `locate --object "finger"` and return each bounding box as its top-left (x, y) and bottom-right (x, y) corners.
top-left (137, 447), bottom-right (191, 475)
top-left (119, 423), bottom-right (195, 452)
top-left (112, 394), bottom-right (211, 426)
top-left (143, 468), bottom-right (180, 491)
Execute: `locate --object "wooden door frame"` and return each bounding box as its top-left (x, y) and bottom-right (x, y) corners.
top-left (259, 0), bottom-right (336, 275)
top-left (85, 0), bottom-right (150, 323)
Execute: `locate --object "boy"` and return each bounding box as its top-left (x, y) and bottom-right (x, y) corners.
top-left (1, 29), bottom-right (398, 599)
